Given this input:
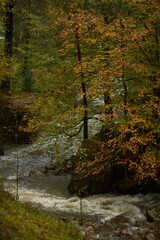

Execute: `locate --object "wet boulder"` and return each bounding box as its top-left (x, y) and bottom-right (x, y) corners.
top-left (0, 139), bottom-right (3, 155)
top-left (44, 164), bottom-right (56, 173)
top-left (44, 157), bottom-right (74, 175)
top-left (146, 207), bottom-right (160, 222)
top-left (146, 233), bottom-right (155, 240)
top-left (28, 170), bottom-right (36, 176)
top-left (68, 138), bottom-right (109, 196)
top-left (67, 125), bottom-right (160, 196)
top-left (120, 226), bottom-right (137, 239)
top-left (68, 168), bottom-right (113, 196)
top-left (136, 220), bottom-right (153, 229)
top-left (67, 138), bottom-right (125, 196)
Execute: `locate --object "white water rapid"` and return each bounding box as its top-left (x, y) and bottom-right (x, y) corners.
top-left (1, 139), bottom-right (160, 225)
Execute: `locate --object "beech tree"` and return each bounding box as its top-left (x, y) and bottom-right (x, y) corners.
top-left (30, 2), bottom-right (103, 140)
top-left (77, 0), bottom-right (160, 183)
top-left (1, 0), bottom-right (15, 92)
top-left (0, 0), bottom-right (159, 184)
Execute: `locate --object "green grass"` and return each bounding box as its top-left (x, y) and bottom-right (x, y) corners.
top-left (0, 188), bottom-right (82, 240)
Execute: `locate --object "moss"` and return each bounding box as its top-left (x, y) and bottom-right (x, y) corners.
top-left (78, 138), bottom-right (100, 162)
top-left (0, 188), bottom-right (81, 240)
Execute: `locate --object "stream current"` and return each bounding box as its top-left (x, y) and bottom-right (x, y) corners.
top-left (0, 128), bottom-right (160, 239)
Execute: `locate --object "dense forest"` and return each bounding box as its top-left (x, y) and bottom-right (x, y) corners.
top-left (0, 0), bottom-right (160, 193)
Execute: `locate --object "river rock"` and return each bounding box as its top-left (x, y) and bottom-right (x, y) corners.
top-left (68, 168), bottom-right (113, 196)
top-left (28, 170), bottom-right (36, 176)
top-left (85, 226), bottom-right (95, 235)
top-left (79, 230), bottom-right (86, 237)
top-left (44, 164), bottom-right (56, 173)
top-left (120, 226), bottom-right (135, 237)
top-left (136, 220), bottom-right (155, 237)
top-left (110, 215), bottom-right (131, 225)
top-left (67, 137), bottom-right (125, 196)
top-left (146, 233), bottom-right (155, 240)
top-left (153, 220), bottom-right (160, 234)
top-left (44, 157), bottom-right (74, 175)
top-left (68, 125), bottom-right (160, 196)
top-left (135, 219), bottom-right (160, 240)
top-left (146, 208), bottom-right (160, 222)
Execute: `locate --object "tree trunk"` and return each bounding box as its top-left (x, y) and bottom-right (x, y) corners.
top-left (1, 0), bottom-right (14, 92)
top-left (22, 0), bottom-right (33, 92)
top-left (0, 96), bottom-right (4, 155)
top-left (123, 80), bottom-right (128, 180)
top-left (0, 126), bottom-right (4, 155)
top-left (155, 24), bottom-right (159, 65)
top-left (104, 90), bottom-right (113, 119)
top-left (123, 81), bottom-right (128, 116)
top-left (75, 26), bottom-right (88, 139)
top-left (153, 24), bottom-right (160, 98)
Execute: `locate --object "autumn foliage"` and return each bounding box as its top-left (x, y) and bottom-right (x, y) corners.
top-left (0, 0), bottom-right (159, 185)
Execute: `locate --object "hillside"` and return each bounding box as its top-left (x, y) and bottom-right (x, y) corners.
top-left (0, 188), bottom-right (81, 240)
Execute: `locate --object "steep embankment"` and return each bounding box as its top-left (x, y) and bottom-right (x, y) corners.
top-left (0, 188), bottom-right (81, 240)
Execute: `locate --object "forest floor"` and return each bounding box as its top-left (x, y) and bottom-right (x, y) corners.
top-left (0, 187), bottom-right (81, 240)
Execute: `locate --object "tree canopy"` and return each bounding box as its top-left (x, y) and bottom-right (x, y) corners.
top-left (0, 0), bottom-right (159, 184)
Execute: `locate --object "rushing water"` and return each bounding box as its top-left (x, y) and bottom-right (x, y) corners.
top-left (0, 125), bottom-right (160, 239)
top-left (0, 141), bottom-right (159, 222)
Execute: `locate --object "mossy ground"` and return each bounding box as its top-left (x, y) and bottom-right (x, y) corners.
top-left (0, 188), bottom-right (81, 240)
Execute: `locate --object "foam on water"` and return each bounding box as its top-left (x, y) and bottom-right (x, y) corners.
top-left (1, 140), bottom-right (160, 223)
top-left (7, 175), bottom-right (17, 180)
top-left (4, 181), bottom-right (145, 221)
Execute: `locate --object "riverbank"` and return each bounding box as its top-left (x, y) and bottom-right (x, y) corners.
top-left (1, 143), bottom-right (160, 240)
top-left (1, 186), bottom-right (160, 240)
top-left (0, 187), bottom-right (81, 240)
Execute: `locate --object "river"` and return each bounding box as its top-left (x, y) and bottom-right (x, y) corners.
top-left (0, 127), bottom-right (160, 239)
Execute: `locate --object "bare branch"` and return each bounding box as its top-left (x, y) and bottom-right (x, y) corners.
top-left (14, 16), bottom-right (43, 25)
top-left (62, 122), bottom-right (84, 138)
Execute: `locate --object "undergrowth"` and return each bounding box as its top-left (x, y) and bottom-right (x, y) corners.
top-left (0, 188), bottom-right (81, 240)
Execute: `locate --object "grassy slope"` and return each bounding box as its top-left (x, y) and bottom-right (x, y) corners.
top-left (0, 188), bottom-right (81, 240)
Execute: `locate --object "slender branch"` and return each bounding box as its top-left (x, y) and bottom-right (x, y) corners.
top-left (154, 23), bottom-right (159, 65)
top-left (75, 24), bottom-right (88, 139)
top-left (123, 81), bottom-right (128, 116)
top-left (14, 16), bottom-right (43, 25)
top-left (134, 39), bottom-right (153, 65)
top-left (13, 0), bottom-right (42, 13)
top-left (62, 123), bottom-right (84, 138)
top-left (41, 26), bottom-right (64, 43)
